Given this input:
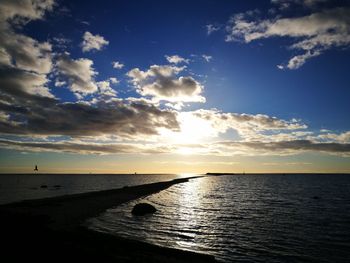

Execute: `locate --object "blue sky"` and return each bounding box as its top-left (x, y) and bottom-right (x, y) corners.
top-left (0, 0), bottom-right (350, 173)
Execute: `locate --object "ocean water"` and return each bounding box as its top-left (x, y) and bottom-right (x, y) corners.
top-left (0, 173), bottom-right (189, 204)
top-left (88, 174), bottom-right (350, 262)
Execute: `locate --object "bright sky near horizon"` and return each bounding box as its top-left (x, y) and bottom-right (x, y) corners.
top-left (0, 0), bottom-right (350, 173)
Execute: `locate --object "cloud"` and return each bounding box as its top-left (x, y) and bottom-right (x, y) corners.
top-left (1, 0), bottom-right (348, 161)
top-left (217, 140), bottom-right (350, 156)
top-left (226, 6), bottom-right (350, 69)
top-left (0, 0), bottom-right (54, 75)
top-left (52, 36), bottom-right (71, 49)
top-left (0, 0), bottom-right (179, 143)
top-left (0, 139), bottom-right (173, 155)
top-left (192, 109), bottom-right (307, 139)
top-left (3, 135), bottom-right (349, 156)
top-left (109, 77), bottom-right (119, 84)
top-left (55, 54), bottom-right (121, 98)
top-left (81, 31), bottom-right (109, 52)
top-left (127, 65), bottom-right (205, 103)
top-left (165, 55), bottom-right (190, 64)
top-left (271, 0), bottom-right (328, 9)
top-left (286, 50), bottom-right (321, 69)
top-left (0, 33), bottom-right (53, 74)
top-left (0, 0), bottom-right (55, 24)
top-left (0, 98), bottom-right (180, 138)
top-left (202, 54), bottom-right (212, 62)
top-left (0, 67), bottom-right (54, 99)
top-left (96, 80), bottom-right (117, 97)
top-left (55, 53), bottom-right (98, 96)
top-left (112, 61), bottom-right (124, 69)
top-left (0, 0), bottom-right (55, 100)
top-left (317, 131), bottom-right (350, 143)
top-left (206, 24), bottom-right (221, 35)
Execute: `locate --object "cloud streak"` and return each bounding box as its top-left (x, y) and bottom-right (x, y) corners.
top-left (226, 6), bottom-right (350, 69)
top-left (0, 139), bottom-right (172, 155)
top-left (218, 140), bottom-right (350, 156)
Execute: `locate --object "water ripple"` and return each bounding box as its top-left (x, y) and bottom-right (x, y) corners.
top-left (88, 174), bottom-right (350, 262)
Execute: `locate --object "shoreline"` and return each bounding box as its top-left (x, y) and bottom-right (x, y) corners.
top-left (0, 177), bottom-right (216, 262)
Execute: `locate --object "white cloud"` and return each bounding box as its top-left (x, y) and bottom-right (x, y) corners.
top-left (112, 61), bottom-right (124, 69)
top-left (127, 65), bottom-right (205, 103)
top-left (191, 109), bottom-right (307, 140)
top-left (1, 34), bottom-right (53, 74)
top-left (81, 31), bottom-right (109, 52)
top-left (226, 7), bottom-right (350, 69)
top-left (202, 54), bottom-right (212, 62)
top-left (109, 77), bottom-right (119, 84)
top-left (165, 55), bottom-right (190, 64)
top-left (165, 102), bottom-right (184, 110)
top-left (0, 0), bottom-right (55, 24)
top-left (54, 80), bottom-right (66, 87)
top-left (0, 0), bottom-right (54, 75)
top-left (317, 131), bottom-right (350, 143)
top-left (0, 0), bottom-right (54, 98)
top-left (52, 37), bottom-right (70, 48)
top-left (286, 50), bottom-right (321, 69)
top-left (0, 47), bottom-right (12, 66)
top-left (206, 24), bottom-right (221, 35)
top-left (96, 80), bottom-right (117, 97)
top-left (55, 53), bottom-right (98, 96)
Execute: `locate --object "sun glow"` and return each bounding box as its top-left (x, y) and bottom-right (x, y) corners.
top-left (168, 112), bottom-right (214, 143)
top-left (159, 112), bottom-right (217, 155)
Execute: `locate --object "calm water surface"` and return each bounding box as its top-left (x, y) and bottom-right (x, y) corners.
top-left (88, 174), bottom-right (350, 262)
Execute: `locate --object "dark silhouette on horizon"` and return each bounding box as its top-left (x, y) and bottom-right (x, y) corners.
top-left (34, 165), bottom-right (38, 172)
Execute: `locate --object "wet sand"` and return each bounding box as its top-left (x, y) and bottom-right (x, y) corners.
top-left (0, 177), bottom-right (216, 262)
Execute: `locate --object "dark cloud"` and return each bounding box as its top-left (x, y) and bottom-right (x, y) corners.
top-left (219, 140), bottom-right (350, 154)
top-left (0, 66), bottom-right (55, 101)
top-left (0, 139), bottom-right (171, 155)
top-left (0, 97), bottom-right (179, 137)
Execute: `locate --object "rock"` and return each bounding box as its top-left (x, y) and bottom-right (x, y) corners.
top-left (131, 203), bottom-right (157, 216)
top-left (53, 185), bottom-right (61, 188)
top-left (40, 185), bottom-right (48, 188)
top-left (313, 196), bottom-right (320, 200)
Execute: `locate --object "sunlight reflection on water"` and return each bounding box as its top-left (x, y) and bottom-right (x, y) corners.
top-left (88, 174), bottom-right (350, 262)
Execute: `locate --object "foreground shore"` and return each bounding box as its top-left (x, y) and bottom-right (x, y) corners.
top-left (0, 177), bottom-right (216, 262)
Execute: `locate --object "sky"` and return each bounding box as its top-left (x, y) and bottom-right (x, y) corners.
top-left (0, 0), bottom-right (350, 174)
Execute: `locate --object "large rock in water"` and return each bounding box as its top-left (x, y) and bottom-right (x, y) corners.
top-left (131, 203), bottom-right (157, 216)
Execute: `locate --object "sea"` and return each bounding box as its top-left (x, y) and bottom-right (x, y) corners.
top-left (1, 173), bottom-right (350, 262)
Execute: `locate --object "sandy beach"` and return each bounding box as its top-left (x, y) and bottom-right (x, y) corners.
top-left (0, 177), bottom-right (216, 262)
